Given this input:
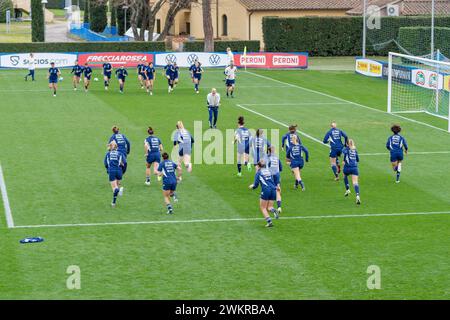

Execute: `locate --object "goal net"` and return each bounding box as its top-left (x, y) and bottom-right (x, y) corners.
top-left (387, 52), bottom-right (450, 132)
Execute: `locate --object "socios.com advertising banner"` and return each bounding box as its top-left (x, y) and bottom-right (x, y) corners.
top-left (155, 52), bottom-right (228, 68)
top-left (77, 52), bottom-right (153, 67)
top-left (234, 52), bottom-right (308, 69)
top-left (0, 53), bottom-right (78, 69)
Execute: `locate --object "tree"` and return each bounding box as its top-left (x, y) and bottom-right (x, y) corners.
top-left (202, 0), bottom-right (214, 52)
top-left (31, 0), bottom-right (45, 42)
top-left (116, 2), bottom-right (131, 36)
top-left (110, 0), bottom-right (116, 27)
top-left (157, 0), bottom-right (193, 41)
top-left (0, 0), bottom-right (13, 23)
top-left (83, 0), bottom-right (90, 23)
top-left (90, 0), bottom-right (107, 33)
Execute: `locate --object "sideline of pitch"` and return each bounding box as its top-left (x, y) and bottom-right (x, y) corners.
top-left (0, 164), bottom-right (14, 228)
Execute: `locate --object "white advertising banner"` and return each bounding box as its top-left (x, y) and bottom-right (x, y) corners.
top-left (411, 69), bottom-right (443, 90)
top-left (155, 52), bottom-right (229, 68)
top-left (0, 53), bottom-right (78, 69)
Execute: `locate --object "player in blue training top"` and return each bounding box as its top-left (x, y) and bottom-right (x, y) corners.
top-left (164, 62), bottom-right (175, 93)
top-left (144, 62), bottom-right (156, 95)
top-left (386, 124), bottom-right (408, 183)
top-left (234, 116), bottom-right (252, 176)
top-left (157, 152), bottom-right (179, 214)
top-left (342, 139), bottom-right (361, 205)
top-left (108, 126), bottom-right (131, 191)
top-left (83, 63), bottom-right (92, 92)
top-left (323, 121), bottom-right (348, 181)
top-left (103, 62), bottom-right (113, 90)
top-left (172, 62), bottom-right (180, 88)
top-left (249, 129), bottom-right (271, 169)
top-left (173, 121), bottom-right (194, 181)
top-left (137, 63), bottom-right (145, 89)
top-left (192, 61), bottom-right (203, 94)
top-left (248, 160), bottom-right (279, 227)
top-left (47, 62), bottom-right (60, 97)
top-left (71, 60), bottom-right (83, 91)
top-left (286, 135), bottom-right (309, 191)
top-left (282, 124), bottom-right (302, 162)
top-left (144, 126), bottom-right (163, 186)
top-left (267, 146), bottom-right (283, 214)
top-left (115, 66), bottom-right (128, 93)
top-left (189, 60), bottom-right (197, 82)
top-left (104, 141), bottom-right (124, 208)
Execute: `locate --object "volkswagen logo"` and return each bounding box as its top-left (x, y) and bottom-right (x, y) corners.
top-left (187, 54), bottom-right (199, 65)
top-left (209, 54), bottom-right (221, 65)
top-left (165, 54), bottom-right (177, 64)
top-left (10, 56), bottom-right (20, 66)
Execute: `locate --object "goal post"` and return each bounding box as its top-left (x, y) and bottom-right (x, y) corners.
top-left (387, 52), bottom-right (450, 132)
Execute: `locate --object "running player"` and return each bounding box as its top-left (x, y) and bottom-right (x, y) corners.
top-left (144, 62), bottom-right (156, 95)
top-left (137, 62), bottom-right (145, 89)
top-left (108, 126), bottom-right (131, 192)
top-left (144, 127), bottom-right (163, 186)
top-left (189, 60), bottom-right (197, 82)
top-left (386, 124), bottom-right (408, 183)
top-left (71, 60), bottom-right (83, 91)
top-left (192, 61), bottom-right (203, 94)
top-left (24, 53), bottom-right (35, 81)
top-left (173, 121), bottom-right (194, 181)
top-left (104, 141), bottom-right (124, 208)
top-left (103, 62), bottom-right (113, 90)
top-left (343, 139), bottom-right (361, 204)
top-left (157, 152), bottom-right (179, 214)
top-left (267, 146), bottom-right (283, 214)
top-left (286, 135), bottom-right (309, 191)
top-left (164, 62), bottom-right (175, 93)
top-left (281, 125), bottom-right (302, 162)
top-left (323, 121), bottom-right (348, 181)
top-left (83, 63), bottom-right (92, 92)
top-left (248, 160), bottom-right (279, 227)
top-left (250, 129), bottom-right (271, 168)
top-left (47, 62), bottom-right (60, 97)
top-left (234, 116), bottom-right (252, 176)
top-left (224, 62), bottom-right (237, 98)
top-left (173, 62), bottom-right (180, 88)
top-left (115, 66), bottom-right (128, 93)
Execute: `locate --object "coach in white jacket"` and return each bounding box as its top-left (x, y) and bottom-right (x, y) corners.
top-left (207, 88), bottom-right (221, 129)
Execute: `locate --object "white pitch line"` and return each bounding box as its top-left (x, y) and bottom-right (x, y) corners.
top-left (0, 164), bottom-right (14, 228)
top-left (12, 210), bottom-right (450, 229)
top-left (360, 151), bottom-right (450, 156)
top-left (235, 103), bottom-right (326, 146)
top-left (241, 102), bottom-right (349, 106)
top-left (245, 71), bottom-right (450, 134)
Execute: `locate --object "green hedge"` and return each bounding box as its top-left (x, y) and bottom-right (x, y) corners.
top-left (263, 16), bottom-right (450, 56)
top-left (398, 26), bottom-right (450, 57)
top-left (184, 40), bottom-right (260, 52)
top-left (0, 0), bottom-right (13, 23)
top-left (31, 0), bottom-right (45, 42)
top-left (0, 42), bottom-right (166, 53)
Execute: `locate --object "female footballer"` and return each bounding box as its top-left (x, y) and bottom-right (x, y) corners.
top-left (192, 61), bottom-right (203, 94)
top-left (342, 139), bottom-right (361, 205)
top-left (250, 129), bottom-right (271, 168)
top-left (104, 141), bottom-right (124, 208)
top-left (47, 62), bottom-right (60, 97)
top-left (173, 121), bottom-right (194, 181)
top-left (286, 135), bottom-right (309, 191)
top-left (234, 116), bottom-right (252, 176)
top-left (144, 127), bottom-right (163, 185)
top-left (157, 152), bottom-right (179, 214)
top-left (71, 60), bottom-right (83, 91)
top-left (83, 63), bottom-right (92, 92)
top-left (145, 62), bottom-right (156, 95)
top-left (267, 146), bottom-right (283, 214)
top-left (249, 160), bottom-right (279, 227)
top-left (386, 124), bottom-right (408, 183)
top-left (323, 121), bottom-right (348, 181)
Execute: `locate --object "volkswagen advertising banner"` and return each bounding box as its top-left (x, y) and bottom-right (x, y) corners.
top-left (155, 52), bottom-right (228, 68)
top-left (77, 52), bottom-right (153, 67)
top-left (233, 52), bottom-right (308, 69)
top-left (0, 53), bottom-right (78, 69)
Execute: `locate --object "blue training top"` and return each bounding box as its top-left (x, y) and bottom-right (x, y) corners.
top-left (158, 160), bottom-right (178, 185)
top-left (252, 168), bottom-right (277, 193)
top-left (323, 128), bottom-right (348, 150)
top-left (386, 134), bottom-right (408, 153)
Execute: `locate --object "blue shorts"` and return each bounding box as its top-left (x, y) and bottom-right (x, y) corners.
top-left (226, 79), bottom-right (235, 86)
top-left (139, 72), bottom-right (146, 78)
top-left (178, 148), bottom-right (191, 157)
top-left (108, 169), bottom-right (123, 182)
top-left (238, 144), bottom-right (250, 155)
top-left (329, 148), bottom-right (343, 158)
top-left (194, 75), bottom-right (202, 81)
top-left (146, 153), bottom-right (161, 164)
top-left (272, 174), bottom-right (281, 186)
top-left (49, 78), bottom-right (58, 84)
top-left (390, 152), bottom-right (404, 162)
top-left (74, 73), bottom-right (82, 78)
top-left (85, 75), bottom-right (91, 80)
top-left (343, 166), bottom-right (359, 176)
top-left (290, 160), bottom-right (304, 169)
top-left (104, 72), bottom-right (112, 79)
top-left (173, 73), bottom-right (179, 80)
top-left (118, 77), bottom-right (126, 82)
top-left (163, 182), bottom-right (177, 191)
top-left (261, 188), bottom-right (276, 201)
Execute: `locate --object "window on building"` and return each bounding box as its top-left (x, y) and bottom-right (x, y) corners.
top-left (156, 19), bottom-right (161, 34)
top-left (222, 15), bottom-right (228, 36)
top-left (186, 22), bottom-right (191, 34)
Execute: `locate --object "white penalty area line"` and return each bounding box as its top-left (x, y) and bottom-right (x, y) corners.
top-left (0, 164), bottom-right (14, 228)
top-left (241, 102), bottom-right (350, 106)
top-left (360, 151), bottom-right (450, 156)
top-left (12, 211), bottom-right (450, 229)
top-left (245, 71), bottom-right (450, 134)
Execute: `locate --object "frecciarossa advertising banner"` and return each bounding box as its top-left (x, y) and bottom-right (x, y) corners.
top-left (233, 52), bottom-right (308, 69)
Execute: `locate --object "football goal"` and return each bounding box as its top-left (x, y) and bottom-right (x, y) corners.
top-left (387, 52), bottom-right (450, 132)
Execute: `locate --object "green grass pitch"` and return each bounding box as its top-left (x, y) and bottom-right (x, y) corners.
top-left (0, 66), bottom-right (449, 299)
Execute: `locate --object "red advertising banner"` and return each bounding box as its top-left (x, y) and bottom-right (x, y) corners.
top-left (78, 52), bottom-right (153, 68)
top-left (234, 52), bottom-right (308, 69)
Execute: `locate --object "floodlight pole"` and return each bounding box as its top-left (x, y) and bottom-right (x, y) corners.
top-left (123, 6), bottom-right (128, 36)
top-left (431, 0), bottom-right (435, 57)
top-left (362, 0), bottom-right (367, 58)
top-left (42, 0), bottom-right (48, 42)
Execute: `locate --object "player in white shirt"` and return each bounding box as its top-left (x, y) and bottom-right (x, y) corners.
top-left (224, 62), bottom-right (237, 98)
top-left (24, 53), bottom-right (35, 81)
top-left (226, 47), bottom-right (234, 66)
